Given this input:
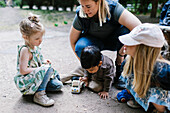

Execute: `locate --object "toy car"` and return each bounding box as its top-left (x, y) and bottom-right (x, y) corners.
top-left (117, 89), bottom-right (133, 102)
top-left (71, 80), bottom-right (84, 94)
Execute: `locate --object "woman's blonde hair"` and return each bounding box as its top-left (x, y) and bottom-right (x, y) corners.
top-left (78, 0), bottom-right (111, 26)
top-left (19, 13), bottom-right (45, 37)
top-left (97, 0), bottom-right (110, 26)
top-left (122, 44), bottom-right (161, 98)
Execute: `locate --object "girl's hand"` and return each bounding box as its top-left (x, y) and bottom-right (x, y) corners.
top-left (98, 91), bottom-right (109, 99)
top-left (46, 59), bottom-right (51, 64)
top-left (79, 77), bottom-right (88, 86)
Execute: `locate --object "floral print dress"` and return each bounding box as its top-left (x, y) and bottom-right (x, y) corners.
top-left (120, 61), bottom-right (170, 111)
top-left (14, 45), bottom-right (58, 95)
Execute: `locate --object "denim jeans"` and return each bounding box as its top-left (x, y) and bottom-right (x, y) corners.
top-left (75, 26), bottom-right (130, 57)
top-left (37, 68), bottom-right (63, 92)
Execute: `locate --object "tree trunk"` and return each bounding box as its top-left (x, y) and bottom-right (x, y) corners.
top-left (134, 0), bottom-right (138, 12)
top-left (150, 0), bottom-right (158, 18)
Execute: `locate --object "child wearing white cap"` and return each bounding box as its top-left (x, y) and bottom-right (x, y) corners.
top-left (117, 23), bottom-right (170, 112)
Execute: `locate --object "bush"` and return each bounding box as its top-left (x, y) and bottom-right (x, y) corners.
top-left (13, 0), bottom-right (21, 6)
top-left (0, 0), bottom-right (6, 7)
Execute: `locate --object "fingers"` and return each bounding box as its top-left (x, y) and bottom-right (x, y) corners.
top-left (116, 56), bottom-right (124, 65)
top-left (80, 77), bottom-right (88, 81)
top-left (98, 92), bottom-right (108, 99)
top-left (85, 82), bottom-right (88, 86)
top-left (79, 77), bottom-right (85, 82)
top-left (79, 77), bottom-right (82, 81)
top-left (46, 59), bottom-right (51, 64)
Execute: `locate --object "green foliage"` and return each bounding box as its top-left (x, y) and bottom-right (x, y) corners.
top-left (54, 23), bottom-right (58, 27)
top-left (13, 0), bottom-right (21, 6)
top-left (64, 21), bottom-right (68, 24)
top-left (0, 0), bottom-right (6, 7)
top-left (136, 11), bottom-right (140, 15)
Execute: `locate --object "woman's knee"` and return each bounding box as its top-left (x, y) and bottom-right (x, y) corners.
top-left (75, 37), bottom-right (93, 57)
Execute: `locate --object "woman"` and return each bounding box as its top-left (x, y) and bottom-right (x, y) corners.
top-left (118, 23), bottom-right (170, 112)
top-left (69, 0), bottom-right (141, 85)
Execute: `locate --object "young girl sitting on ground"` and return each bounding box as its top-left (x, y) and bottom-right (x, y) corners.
top-left (14, 13), bottom-right (63, 107)
top-left (117, 23), bottom-right (170, 112)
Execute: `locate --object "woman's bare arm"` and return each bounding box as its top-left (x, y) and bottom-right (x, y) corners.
top-left (119, 9), bottom-right (142, 31)
top-left (69, 26), bottom-right (82, 60)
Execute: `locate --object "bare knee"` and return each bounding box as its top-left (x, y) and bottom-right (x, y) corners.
top-left (152, 102), bottom-right (166, 113)
top-left (88, 81), bottom-right (103, 92)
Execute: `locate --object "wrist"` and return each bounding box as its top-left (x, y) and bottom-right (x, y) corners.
top-left (118, 53), bottom-right (124, 57)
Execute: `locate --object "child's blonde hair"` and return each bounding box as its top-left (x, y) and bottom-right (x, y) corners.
top-left (122, 44), bottom-right (162, 98)
top-left (19, 13), bottom-right (45, 37)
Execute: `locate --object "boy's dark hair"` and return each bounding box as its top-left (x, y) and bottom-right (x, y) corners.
top-left (80, 46), bottom-right (102, 69)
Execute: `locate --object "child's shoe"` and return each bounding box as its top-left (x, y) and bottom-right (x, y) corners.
top-left (127, 99), bottom-right (141, 109)
top-left (33, 90), bottom-right (55, 106)
top-left (117, 89), bottom-right (133, 102)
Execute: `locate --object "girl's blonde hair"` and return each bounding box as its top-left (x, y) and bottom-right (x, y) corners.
top-left (19, 13), bottom-right (45, 37)
top-left (122, 44), bottom-right (161, 98)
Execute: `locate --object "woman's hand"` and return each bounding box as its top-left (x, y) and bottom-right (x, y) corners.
top-left (98, 91), bottom-right (109, 99)
top-left (119, 46), bottom-right (126, 56)
top-left (116, 46), bottom-right (125, 65)
top-left (116, 55), bottom-right (124, 65)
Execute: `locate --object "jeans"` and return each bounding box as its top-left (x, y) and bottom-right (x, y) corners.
top-left (37, 68), bottom-right (63, 92)
top-left (75, 26), bottom-right (130, 57)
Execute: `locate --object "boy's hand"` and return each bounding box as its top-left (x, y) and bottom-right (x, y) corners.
top-left (98, 91), bottom-right (109, 99)
top-left (79, 77), bottom-right (88, 86)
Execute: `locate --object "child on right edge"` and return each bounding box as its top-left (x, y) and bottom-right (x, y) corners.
top-left (79, 46), bottom-right (115, 99)
top-left (117, 23), bottom-right (170, 112)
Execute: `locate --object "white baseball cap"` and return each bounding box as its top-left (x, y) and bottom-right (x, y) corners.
top-left (119, 23), bottom-right (165, 48)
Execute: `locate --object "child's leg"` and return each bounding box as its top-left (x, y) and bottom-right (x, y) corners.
top-left (34, 68), bottom-right (55, 106)
top-left (61, 66), bottom-right (85, 83)
top-left (152, 102), bottom-right (166, 113)
top-left (36, 68), bottom-right (53, 92)
top-left (46, 76), bottom-right (63, 91)
top-left (88, 81), bottom-right (103, 92)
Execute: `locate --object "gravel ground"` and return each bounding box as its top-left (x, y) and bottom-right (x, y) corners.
top-left (0, 7), bottom-right (153, 113)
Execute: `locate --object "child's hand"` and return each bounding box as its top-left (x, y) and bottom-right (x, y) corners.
top-left (98, 91), bottom-right (109, 99)
top-left (46, 59), bottom-right (51, 64)
top-left (79, 77), bottom-right (88, 86)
